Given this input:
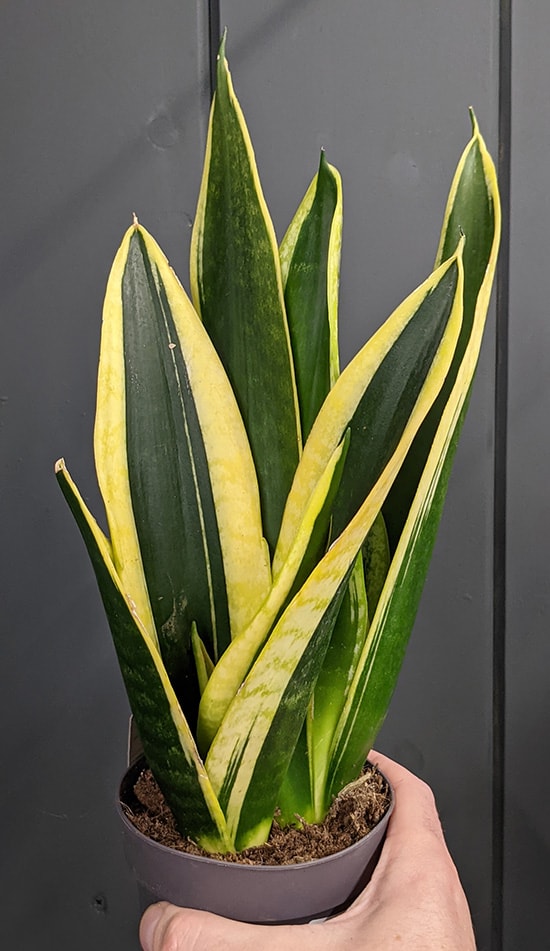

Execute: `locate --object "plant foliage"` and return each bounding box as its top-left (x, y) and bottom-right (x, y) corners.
top-left (56, 38), bottom-right (500, 852)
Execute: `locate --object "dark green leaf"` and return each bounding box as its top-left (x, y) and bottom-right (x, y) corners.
top-left (332, 262), bottom-right (459, 538)
top-left (123, 231), bottom-right (230, 703)
top-left (282, 152), bottom-right (341, 438)
top-left (191, 41), bottom-right (301, 550)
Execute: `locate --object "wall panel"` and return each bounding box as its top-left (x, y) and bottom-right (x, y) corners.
top-left (505, 1), bottom-right (550, 947)
top-left (0, 3), bottom-right (207, 947)
top-left (8, 3), bottom-right (546, 949)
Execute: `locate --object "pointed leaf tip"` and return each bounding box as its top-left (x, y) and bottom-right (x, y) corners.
top-left (217, 29), bottom-right (228, 64)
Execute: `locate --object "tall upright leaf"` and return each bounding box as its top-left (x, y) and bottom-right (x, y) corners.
top-left (280, 151), bottom-right (342, 438)
top-left (55, 461), bottom-right (230, 852)
top-left (198, 248), bottom-right (464, 752)
top-left (306, 553), bottom-right (369, 819)
top-left (326, 117), bottom-right (501, 804)
top-left (274, 248), bottom-right (464, 575)
top-left (95, 223), bottom-right (271, 718)
top-left (383, 112), bottom-right (498, 547)
top-left (197, 432), bottom-right (350, 752)
top-left (191, 36), bottom-right (301, 551)
top-left (203, 247), bottom-right (465, 846)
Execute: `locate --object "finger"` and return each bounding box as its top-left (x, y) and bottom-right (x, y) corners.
top-left (369, 749), bottom-right (446, 847)
top-left (139, 902), bottom-right (335, 951)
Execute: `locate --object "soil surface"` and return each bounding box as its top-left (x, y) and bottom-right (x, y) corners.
top-left (123, 763), bottom-right (391, 865)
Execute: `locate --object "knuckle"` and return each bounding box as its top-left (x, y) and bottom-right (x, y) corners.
top-left (415, 775), bottom-right (436, 805)
top-left (157, 914), bottom-right (188, 951)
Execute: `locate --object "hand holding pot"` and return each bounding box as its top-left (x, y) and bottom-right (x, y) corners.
top-left (139, 753), bottom-right (476, 951)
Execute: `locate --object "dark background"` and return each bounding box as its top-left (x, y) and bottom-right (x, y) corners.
top-left (1, 2), bottom-right (546, 949)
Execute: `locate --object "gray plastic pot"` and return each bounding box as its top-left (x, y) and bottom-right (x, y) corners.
top-left (117, 757), bottom-right (394, 925)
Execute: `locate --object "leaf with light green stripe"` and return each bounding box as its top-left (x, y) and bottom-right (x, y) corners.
top-left (207, 574), bottom-right (350, 849)
top-left (362, 512), bottom-right (391, 615)
top-left (198, 245), bottom-right (464, 750)
top-left (190, 35), bottom-right (301, 552)
top-left (277, 540), bottom-right (378, 825)
top-left (273, 245), bottom-right (464, 577)
top-left (306, 553), bottom-right (369, 820)
top-left (277, 545), bottom-right (370, 824)
top-left (94, 230), bottom-right (156, 647)
top-left (325, 117), bottom-right (501, 805)
top-left (191, 623), bottom-right (215, 696)
top-left (436, 111), bottom-right (495, 314)
top-left (276, 721), bottom-right (313, 825)
top-left (283, 428), bottom-right (350, 606)
top-left (280, 514), bottom-right (389, 823)
top-left (197, 432), bottom-right (350, 753)
top-left (95, 223), bottom-right (271, 716)
top-left (204, 248), bottom-right (464, 847)
top-left (276, 151), bottom-right (345, 817)
top-left (280, 151), bottom-right (342, 438)
top-left (55, 459), bottom-right (230, 852)
top-left (384, 111), bottom-right (497, 548)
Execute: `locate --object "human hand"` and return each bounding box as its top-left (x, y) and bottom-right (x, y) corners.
top-left (139, 752), bottom-right (476, 950)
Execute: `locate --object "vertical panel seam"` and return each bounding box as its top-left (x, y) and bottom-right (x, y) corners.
top-left (493, 1), bottom-right (511, 949)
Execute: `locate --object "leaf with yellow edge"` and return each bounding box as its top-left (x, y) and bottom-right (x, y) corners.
top-left (204, 245), bottom-right (464, 848)
top-left (326, 115), bottom-right (501, 806)
top-left (191, 34), bottom-right (301, 552)
top-left (280, 151), bottom-right (342, 438)
top-left (274, 245), bottom-right (465, 575)
top-left (197, 432), bottom-right (350, 753)
top-left (384, 111), bottom-right (499, 546)
top-left (192, 623), bottom-right (215, 696)
top-left (55, 459), bottom-right (231, 852)
top-left (95, 223), bottom-right (271, 720)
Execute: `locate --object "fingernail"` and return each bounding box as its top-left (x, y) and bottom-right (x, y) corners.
top-left (140, 902), bottom-right (164, 950)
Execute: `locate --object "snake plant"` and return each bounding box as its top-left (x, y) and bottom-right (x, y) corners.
top-left (55, 38), bottom-right (500, 853)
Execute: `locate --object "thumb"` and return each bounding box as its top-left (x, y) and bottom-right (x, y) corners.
top-left (139, 901), bottom-right (322, 950)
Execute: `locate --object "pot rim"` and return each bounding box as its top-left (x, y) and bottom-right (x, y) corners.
top-left (117, 756), bottom-right (394, 872)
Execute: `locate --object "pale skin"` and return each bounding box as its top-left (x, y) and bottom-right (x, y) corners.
top-left (139, 752), bottom-right (476, 951)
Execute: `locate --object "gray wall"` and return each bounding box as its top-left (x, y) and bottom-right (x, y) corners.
top-left (0, 2), bottom-right (545, 949)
